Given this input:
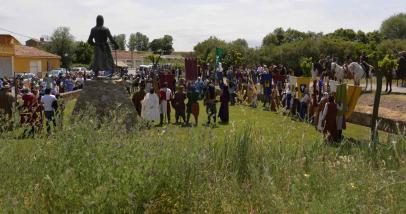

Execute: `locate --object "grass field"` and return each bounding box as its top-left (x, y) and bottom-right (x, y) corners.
top-left (0, 99), bottom-right (405, 213)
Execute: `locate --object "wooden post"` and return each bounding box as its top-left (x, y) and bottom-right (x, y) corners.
top-left (370, 70), bottom-right (383, 144)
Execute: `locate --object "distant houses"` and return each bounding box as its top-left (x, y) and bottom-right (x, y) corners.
top-left (0, 35), bottom-right (60, 78)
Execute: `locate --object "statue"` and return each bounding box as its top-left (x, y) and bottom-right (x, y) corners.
top-left (87, 15), bottom-right (119, 77)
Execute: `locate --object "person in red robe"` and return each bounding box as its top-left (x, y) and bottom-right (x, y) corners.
top-left (321, 96), bottom-right (338, 142)
top-left (20, 88), bottom-right (42, 137)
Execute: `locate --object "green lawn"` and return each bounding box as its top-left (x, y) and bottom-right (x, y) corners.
top-left (0, 99), bottom-right (404, 213)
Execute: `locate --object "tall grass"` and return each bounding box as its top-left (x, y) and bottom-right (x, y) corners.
top-left (0, 109), bottom-right (405, 213)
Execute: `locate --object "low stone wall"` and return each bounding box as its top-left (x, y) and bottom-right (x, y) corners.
top-left (348, 111), bottom-right (406, 135)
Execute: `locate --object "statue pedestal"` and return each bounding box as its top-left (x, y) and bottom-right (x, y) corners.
top-left (73, 80), bottom-right (137, 131)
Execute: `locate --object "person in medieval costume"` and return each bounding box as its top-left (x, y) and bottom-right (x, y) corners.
top-left (186, 84), bottom-right (200, 126)
top-left (299, 88), bottom-right (311, 120)
top-left (141, 88), bottom-right (160, 126)
top-left (0, 84), bottom-right (15, 131)
top-left (0, 84), bottom-right (15, 121)
top-left (321, 96), bottom-right (338, 142)
top-left (309, 90), bottom-right (319, 125)
top-left (173, 86), bottom-right (187, 124)
top-left (359, 51), bottom-right (371, 78)
top-left (398, 52), bottom-right (406, 86)
top-left (159, 82), bottom-right (172, 126)
top-left (87, 15), bottom-right (119, 77)
top-left (204, 81), bottom-right (217, 125)
top-left (132, 83), bottom-right (146, 116)
top-left (290, 87), bottom-right (300, 116)
top-left (218, 85), bottom-right (230, 123)
top-left (317, 92), bottom-right (329, 131)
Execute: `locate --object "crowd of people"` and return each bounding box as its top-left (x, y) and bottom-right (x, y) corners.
top-left (0, 72), bottom-right (85, 136)
top-left (127, 59), bottom-right (346, 143)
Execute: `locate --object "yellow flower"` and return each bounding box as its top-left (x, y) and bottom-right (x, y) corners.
top-left (350, 183), bottom-right (356, 189)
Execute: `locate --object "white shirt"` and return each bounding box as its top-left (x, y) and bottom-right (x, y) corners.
top-left (41, 94), bottom-right (57, 111)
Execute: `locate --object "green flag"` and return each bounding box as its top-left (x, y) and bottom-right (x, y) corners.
top-left (215, 48), bottom-right (224, 67)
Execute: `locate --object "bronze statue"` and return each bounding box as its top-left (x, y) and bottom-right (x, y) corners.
top-left (87, 15), bottom-right (119, 77)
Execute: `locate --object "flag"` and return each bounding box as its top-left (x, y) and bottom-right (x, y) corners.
top-left (185, 58), bottom-right (198, 81)
top-left (215, 48), bottom-right (224, 67)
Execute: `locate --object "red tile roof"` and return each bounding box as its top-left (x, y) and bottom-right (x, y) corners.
top-left (14, 45), bottom-right (60, 58)
top-left (115, 50), bottom-right (145, 60)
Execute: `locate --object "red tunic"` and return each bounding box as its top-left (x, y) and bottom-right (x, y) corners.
top-left (323, 102), bottom-right (338, 141)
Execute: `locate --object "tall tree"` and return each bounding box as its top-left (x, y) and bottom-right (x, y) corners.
top-left (128, 33), bottom-right (137, 68)
top-left (128, 33), bottom-right (137, 52)
top-left (262, 27), bottom-right (285, 46)
top-left (162, 35), bottom-right (174, 55)
top-left (45, 26), bottom-right (75, 68)
top-left (149, 35), bottom-right (174, 54)
top-left (149, 38), bottom-right (164, 54)
top-left (380, 13), bottom-right (406, 40)
top-left (113, 34), bottom-right (126, 50)
top-left (74, 41), bottom-right (93, 65)
top-left (134, 32), bottom-right (149, 51)
top-left (193, 36), bottom-right (227, 69)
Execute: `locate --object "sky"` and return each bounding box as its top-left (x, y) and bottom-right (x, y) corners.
top-left (0, 0), bottom-right (405, 51)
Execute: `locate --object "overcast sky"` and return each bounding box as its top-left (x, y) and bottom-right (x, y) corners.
top-left (0, 0), bottom-right (405, 51)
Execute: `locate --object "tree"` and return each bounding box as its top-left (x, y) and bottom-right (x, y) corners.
top-left (148, 54), bottom-right (161, 67)
top-left (148, 35), bottom-right (174, 55)
top-left (222, 48), bottom-right (243, 70)
top-left (299, 57), bottom-right (313, 77)
top-left (380, 13), bottom-right (406, 39)
top-left (128, 34), bottom-right (137, 52)
top-left (328, 28), bottom-right (357, 41)
top-left (193, 36), bottom-right (227, 69)
top-left (162, 35), bottom-right (174, 55)
top-left (149, 38), bottom-right (164, 54)
top-left (45, 26), bottom-right (75, 68)
top-left (356, 30), bottom-right (368, 44)
top-left (113, 34), bottom-right (126, 50)
top-left (73, 41), bottom-right (93, 65)
top-left (262, 27), bottom-right (285, 46)
top-left (284, 28), bottom-right (308, 43)
top-left (371, 55), bottom-right (398, 144)
top-left (133, 32), bottom-right (149, 51)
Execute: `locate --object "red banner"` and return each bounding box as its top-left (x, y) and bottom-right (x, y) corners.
top-left (185, 58), bottom-right (198, 81)
top-left (159, 74), bottom-right (175, 91)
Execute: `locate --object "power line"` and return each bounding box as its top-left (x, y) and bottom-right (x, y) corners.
top-left (0, 26), bottom-right (38, 40)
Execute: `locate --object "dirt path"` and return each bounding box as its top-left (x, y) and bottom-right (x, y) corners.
top-left (356, 93), bottom-right (406, 121)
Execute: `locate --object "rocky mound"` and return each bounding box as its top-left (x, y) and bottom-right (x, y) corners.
top-left (73, 79), bottom-right (137, 130)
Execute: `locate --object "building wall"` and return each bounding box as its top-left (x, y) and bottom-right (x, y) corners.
top-left (0, 44), bottom-right (14, 56)
top-left (14, 57), bottom-right (60, 76)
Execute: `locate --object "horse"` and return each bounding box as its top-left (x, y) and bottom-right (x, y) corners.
top-left (331, 62), bottom-right (372, 90)
top-left (330, 62), bottom-right (345, 83)
top-left (311, 62), bottom-right (323, 81)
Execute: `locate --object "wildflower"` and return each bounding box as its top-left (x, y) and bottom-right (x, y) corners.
top-left (350, 182), bottom-right (356, 189)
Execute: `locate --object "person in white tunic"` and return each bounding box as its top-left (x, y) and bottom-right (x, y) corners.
top-left (141, 88), bottom-right (160, 124)
top-left (159, 82), bottom-right (172, 125)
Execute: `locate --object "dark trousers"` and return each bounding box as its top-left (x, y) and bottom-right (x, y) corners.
top-left (44, 111), bottom-right (56, 133)
top-left (206, 103), bottom-right (216, 123)
top-left (175, 111), bottom-right (186, 123)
